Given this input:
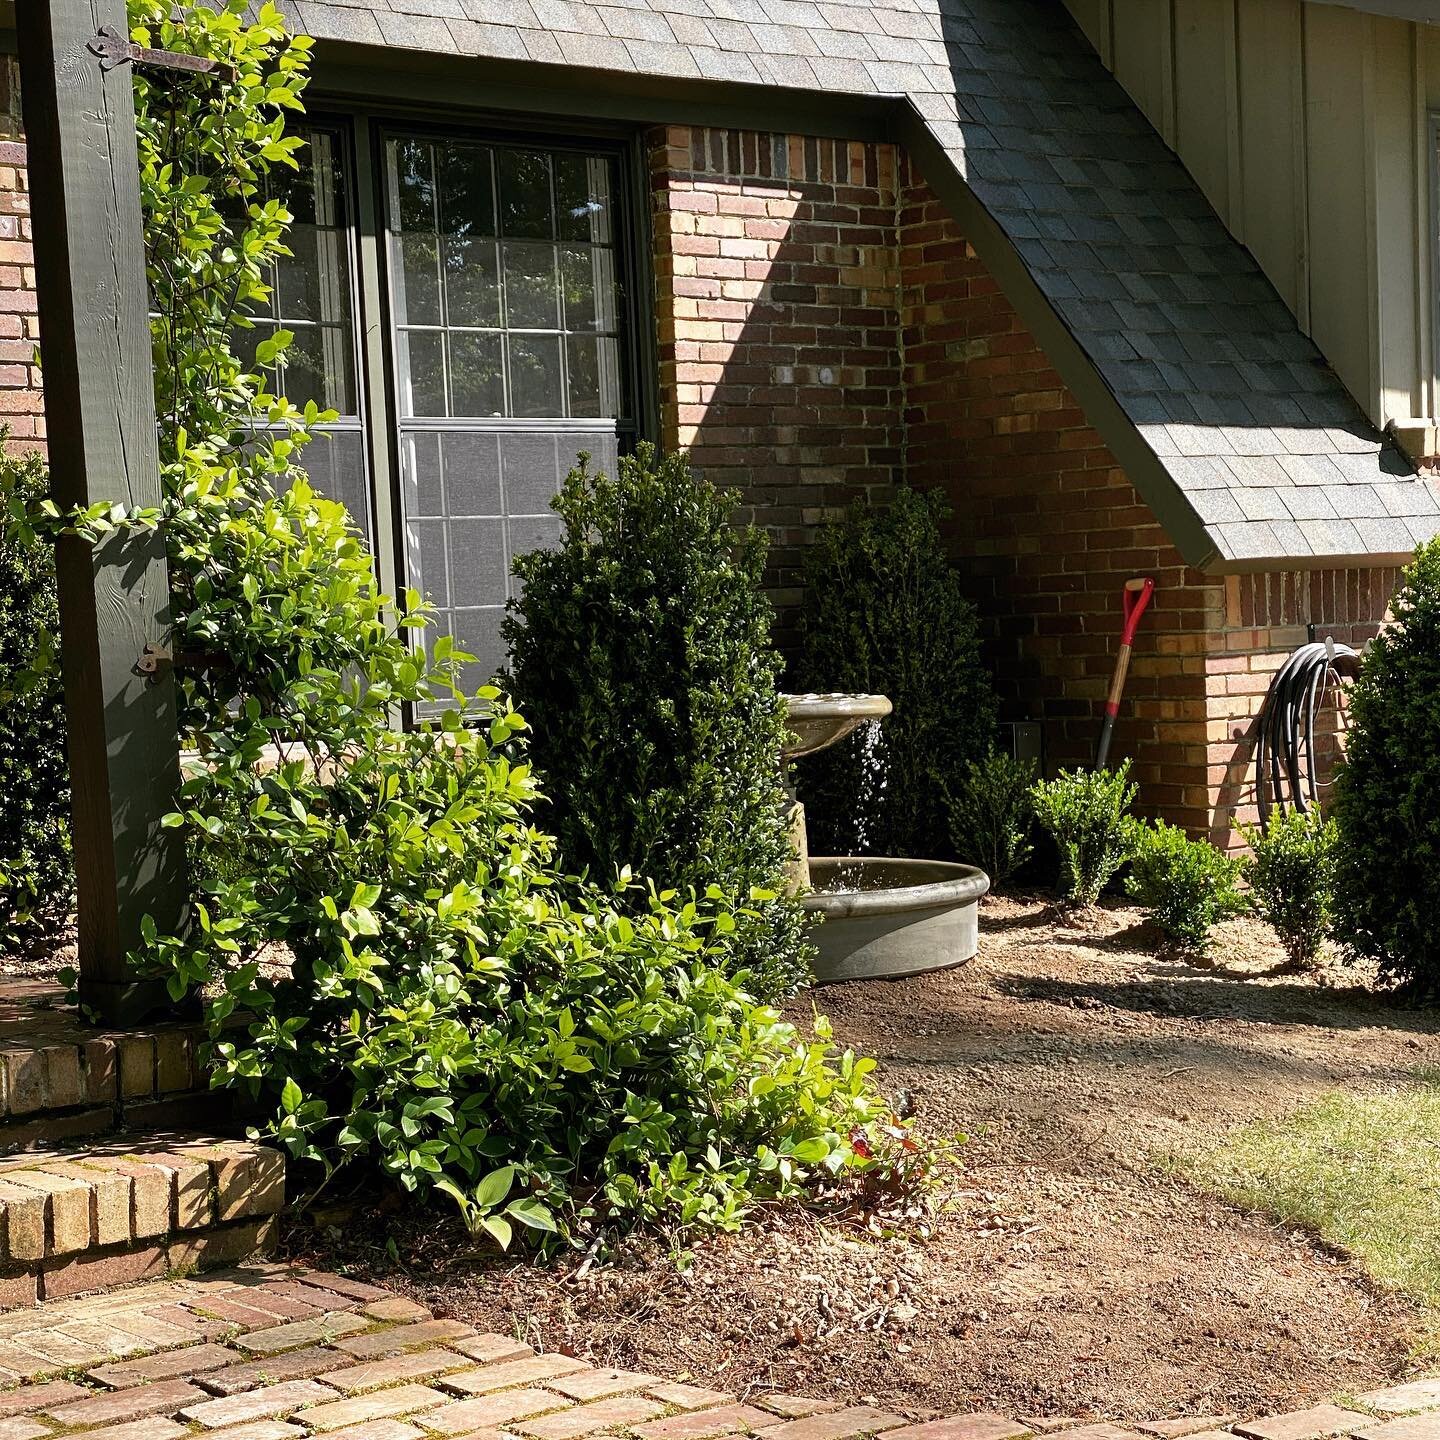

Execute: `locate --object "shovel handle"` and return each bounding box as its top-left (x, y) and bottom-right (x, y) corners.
top-left (1096, 578), bottom-right (1156, 769)
top-left (1120, 577), bottom-right (1156, 647)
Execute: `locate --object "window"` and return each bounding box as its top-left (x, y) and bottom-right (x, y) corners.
top-left (383, 131), bottom-right (631, 690)
top-left (240, 118), bottom-right (641, 696)
top-left (386, 136), bottom-right (623, 421)
top-left (237, 124), bottom-right (372, 545)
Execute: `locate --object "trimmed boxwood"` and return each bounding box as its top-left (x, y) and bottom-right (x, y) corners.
top-left (503, 444), bottom-right (812, 999)
top-left (794, 488), bottom-right (997, 860)
top-left (1331, 538), bottom-right (1440, 990)
top-left (0, 446), bottom-right (72, 938)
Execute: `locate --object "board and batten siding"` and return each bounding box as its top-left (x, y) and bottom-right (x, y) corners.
top-left (1062, 0), bottom-right (1440, 436)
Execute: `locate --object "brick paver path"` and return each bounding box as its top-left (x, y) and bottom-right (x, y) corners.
top-left (0, 1263), bottom-right (1432, 1440)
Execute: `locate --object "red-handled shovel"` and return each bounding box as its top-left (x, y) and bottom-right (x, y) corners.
top-left (1095, 577), bottom-right (1156, 770)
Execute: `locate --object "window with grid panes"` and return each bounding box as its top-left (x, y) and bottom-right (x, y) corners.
top-left (235, 119), bottom-right (639, 696)
top-left (384, 133), bottom-right (628, 690)
top-left (235, 124), bottom-right (373, 546)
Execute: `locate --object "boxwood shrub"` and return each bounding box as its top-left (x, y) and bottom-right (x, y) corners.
top-left (1331, 538), bottom-right (1440, 990)
top-left (0, 446), bottom-right (72, 939)
top-left (503, 444), bottom-right (811, 1000)
top-left (795, 488), bottom-right (997, 859)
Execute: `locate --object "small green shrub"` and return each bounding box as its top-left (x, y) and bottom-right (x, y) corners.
top-left (1031, 762), bottom-right (1143, 907)
top-left (949, 750), bottom-right (1036, 888)
top-left (795, 488), bottom-right (997, 859)
top-left (1330, 540), bottom-right (1440, 990)
top-left (0, 447), bottom-right (72, 937)
top-left (1243, 809), bottom-right (1337, 971)
top-left (1127, 820), bottom-right (1247, 953)
top-left (502, 445), bottom-right (810, 1000)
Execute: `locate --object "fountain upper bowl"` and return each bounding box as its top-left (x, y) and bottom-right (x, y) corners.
top-left (780, 692), bottom-right (893, 761)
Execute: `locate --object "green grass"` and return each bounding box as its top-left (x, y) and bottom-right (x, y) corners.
top-left (1189, 1070), bottom-right (1440, 1351)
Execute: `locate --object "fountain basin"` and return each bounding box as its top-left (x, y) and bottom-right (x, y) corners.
top-left (802, 857), bottom-right (990, 984)
top-left (781, 693), bottom-right (892, 762)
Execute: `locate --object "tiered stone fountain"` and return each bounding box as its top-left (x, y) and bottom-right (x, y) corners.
top-left (782, 694), bottom-right (990, 985)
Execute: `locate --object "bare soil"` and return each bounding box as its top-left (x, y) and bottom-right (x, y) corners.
top-left (0, 922), bottom-right (74, 981)
top-left (290, 894), bottom-right (1440, 1425)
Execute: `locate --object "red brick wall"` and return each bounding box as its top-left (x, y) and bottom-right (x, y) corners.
top-left (0, 105), bottom-right (1398, 842)
top-left (650, 125), bottom-right (1399, 841)
top-left (896, 155), bottom-right (1223, 830)
top-left (1205, 571), bottom-right (1394, 843)
top-left (0, 139), bottom-right (42, 457)
top-left (649, 125), bottom-right (902, 624)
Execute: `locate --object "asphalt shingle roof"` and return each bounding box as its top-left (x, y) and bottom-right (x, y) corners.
top-left (282, 0), bottom-right (1440, 570)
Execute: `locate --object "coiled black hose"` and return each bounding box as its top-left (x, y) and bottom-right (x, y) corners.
top-left (1254, 640), bottom-right (1361, 824)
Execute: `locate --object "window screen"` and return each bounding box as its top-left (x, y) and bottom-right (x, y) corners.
top-left (384, 132), bottom-right (628, 690)
top-left (236, 125), bottom-right (372, 544)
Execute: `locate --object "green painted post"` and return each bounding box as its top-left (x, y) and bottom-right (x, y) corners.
top-left (17, 0), bottom-right (188, 1023)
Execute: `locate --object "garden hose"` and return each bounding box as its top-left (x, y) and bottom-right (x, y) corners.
top-left (1254, 639), bottom-right (1360, 824)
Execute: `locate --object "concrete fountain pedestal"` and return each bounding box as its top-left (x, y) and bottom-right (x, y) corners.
top-left (782, 694), bottom-right (991, 985)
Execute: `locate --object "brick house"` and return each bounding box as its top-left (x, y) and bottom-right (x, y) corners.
top-left (1, 0), bottom-right (1436, 843)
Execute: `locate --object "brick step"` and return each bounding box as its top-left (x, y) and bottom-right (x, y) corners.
top-left (0, 1131), bottom-right (283, 1308)
top-left (0, 981), bottom-right (227, 1152)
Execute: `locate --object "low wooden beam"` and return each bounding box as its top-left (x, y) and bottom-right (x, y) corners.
top-left (18, 0), bottom-right (187, 1024)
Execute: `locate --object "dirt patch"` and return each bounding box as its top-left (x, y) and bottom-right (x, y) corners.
top-left (0, 921), bottom-right (74, 981)
top-left (290, 894), bottom-right (1440, 1424)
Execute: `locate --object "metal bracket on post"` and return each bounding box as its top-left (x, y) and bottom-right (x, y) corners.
top-left (137, 642), bottom-right (231, 678)
top-left (88, 25), bottom-right (237, 82)
top-left (137, 642), bottom-right (172, 677)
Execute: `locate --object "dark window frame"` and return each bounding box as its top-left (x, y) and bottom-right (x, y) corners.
top-left (247, 114), bottom-right (377, 548)
top-left (255, 99), bottom-right (658, 699)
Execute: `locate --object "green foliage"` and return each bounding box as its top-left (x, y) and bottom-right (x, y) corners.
top-left (1243, 809), bottom-right (1337, 972)
top-left (794, 488), bottom-right (997, 859)
top-left (1031, 762), bottom-right (1143, 907)
top-left (949, 750), bottom-right (1036, 888)
top-left (0, 447), bottom-right (72, 935)
top-left (4, 0), bottom-right (924, 1249)
top-left (165, 691), bottom-right (919, 1243)
top-left (1127, 820), bottom-right (1247, 953)
top-left (129, 0), bottom-right (394, 744)
top-left (503, 445), bottom-right (811, 1000)
top-left (1331, 538), bottom-right (1440, 990)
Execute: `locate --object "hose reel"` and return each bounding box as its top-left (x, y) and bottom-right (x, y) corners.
top-left (1254, 637), bottom-right (1360, 824)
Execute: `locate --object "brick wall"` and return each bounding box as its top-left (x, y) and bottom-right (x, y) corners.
top-left (651, 125), bottom-right (1399, 842)
top-left (895, 155), bottom-right (1223, 830)
top-left (0, 103), bottom-right (1397, 842)
top-left (649, 125), bottom-right (902, 626)
top-left (0, 137), bottom-right (41, 457)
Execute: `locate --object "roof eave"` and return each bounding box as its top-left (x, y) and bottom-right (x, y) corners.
top-left (894, 101), bottom-right (1224, 576)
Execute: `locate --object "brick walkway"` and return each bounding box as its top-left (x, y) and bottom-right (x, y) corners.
top-left (0, 1264), bottom-right (1429, 1440)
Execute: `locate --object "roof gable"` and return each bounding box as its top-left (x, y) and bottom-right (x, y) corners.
top-left (284, 0), bottom-right (1440, 570)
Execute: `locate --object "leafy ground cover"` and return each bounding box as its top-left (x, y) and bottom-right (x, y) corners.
top-left (283, 893), bottom-right (1440, 1423)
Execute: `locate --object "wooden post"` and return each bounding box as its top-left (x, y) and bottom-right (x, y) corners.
top-left (17, 0), bottom-right (188, 1024)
